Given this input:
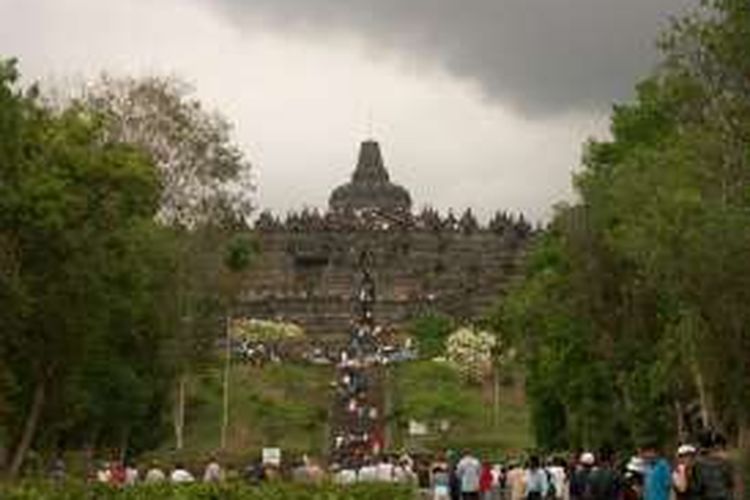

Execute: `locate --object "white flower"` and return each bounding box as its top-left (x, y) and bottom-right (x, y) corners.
top-left (445, 327), bottom-right (497, 382)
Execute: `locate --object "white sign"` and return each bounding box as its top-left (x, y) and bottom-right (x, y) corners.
top-left (408, 419), bottom-right (429, 436)
top-left (262, 447), bottom-right (281, 466)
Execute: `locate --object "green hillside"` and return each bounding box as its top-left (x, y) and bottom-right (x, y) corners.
top-left (163, 361), bottom-right (531, 464)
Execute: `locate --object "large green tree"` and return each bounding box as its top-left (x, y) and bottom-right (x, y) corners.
top-left (504, 0), bottom-right (750, 451)
top-left (0, 58), bottom-right (174, 475)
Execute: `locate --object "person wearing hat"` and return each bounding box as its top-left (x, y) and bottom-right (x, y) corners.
top-left (672, 444), bottom-right (697, 499)
top-left (623, 456), bottom-right (646, 500)
top-left (569, 452), bottom-right (594, 500)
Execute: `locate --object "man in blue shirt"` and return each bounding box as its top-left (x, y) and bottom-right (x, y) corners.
top-left (641, 443), bottom-right (671, 500)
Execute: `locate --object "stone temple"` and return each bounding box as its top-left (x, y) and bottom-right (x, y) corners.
top-left (238, 140), bottom-right (532, 337)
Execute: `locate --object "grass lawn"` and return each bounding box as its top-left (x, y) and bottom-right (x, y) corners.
top-left (388, 361), bottom-right (533, 459)
top-left (153, 360), bottom-right (531, 465)
top-left (159, 363), bottom-right (333, 464)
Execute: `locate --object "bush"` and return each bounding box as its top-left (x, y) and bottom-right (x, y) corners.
top-left (0, 481), bottom-right (415, 500)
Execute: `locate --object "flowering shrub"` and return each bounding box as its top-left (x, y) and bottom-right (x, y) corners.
top-left (230, 318), bottom-right (304, 342)
top-left (445, 327), bottom-right (497, 382)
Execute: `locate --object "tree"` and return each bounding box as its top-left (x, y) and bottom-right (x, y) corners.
top-left (502, 0), bottom-right (750, 451)
top-left (75, 75), bottom-right (256, 450)
top-left (0, 58), bottom-right (172, 474)
top-left (406, 312), bottom-right (455, 359)
top-left (78, 75), bottom-right (254, 228)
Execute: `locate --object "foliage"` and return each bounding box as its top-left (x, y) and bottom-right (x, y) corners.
top-left (177, 364), bottom-right (331, 458)
top-left (406, 312), bottom-right (454, 358)
top-left (0, 58), bottom-right (257, 474)
top-left (0, 481), bottom-right (415, 500)
top-left (445, 327), bottom-right (497, 383)
top-left (77, 75), bottom-right (254, 228)
top-left (229, 319), bottom-right (304, 343)
top-left (502, 0), bottom-right (750, 451)
top-left (390, 361), bottom-right (532, 455)
top-left (0, 57), bottom-right (184, 472)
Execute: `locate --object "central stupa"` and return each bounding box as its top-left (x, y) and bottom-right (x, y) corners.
top-left (328, 140), bottom-right (412, 214)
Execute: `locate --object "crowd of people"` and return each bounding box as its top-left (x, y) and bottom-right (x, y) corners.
top-left (37, 424), bottom-right (738, 500)
top-left (321, 429), bottom-right (735, 499)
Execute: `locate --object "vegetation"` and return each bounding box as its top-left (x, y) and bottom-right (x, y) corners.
top-left (0, 59), bottom-right (254, 475)
top-left (0, 481), bottom-right (415, 500)
top-left (406, 312), bottom-right (455, 358)
top-left (502, 0), bottom-right (750, 452)
top-left (166, 364), bottom-right (332, 462)
top-left (390, 361), bottom-right (532, 457)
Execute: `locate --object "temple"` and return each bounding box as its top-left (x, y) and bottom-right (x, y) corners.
top-left (237, 140), bottom-right (532, 337)
top-left (329, 140), bottom-right (411, 214)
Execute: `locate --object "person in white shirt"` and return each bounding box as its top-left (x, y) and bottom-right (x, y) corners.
top-left (203, 456), bottom-right (223, 483)
top-left (376, 456), bottom-right (395, 482)
top-left (144, 460), bottom-right (166, 484)
top-left (358, 459), bottom-right (379, 482)
top-left (456, 452), bottom-right (482, 498)
top-left (546, 458), bottom-right (568, 500)
top-left (170, 463), bottom-right (195, 483)
top-left (335, 467), bottom-right (358, 485)
top-left (524, 456), bottom-right (549, 500)
top-left (124, 462), bottom-right (139, 486)
top-left (96, 462), bottom-right (112, 484)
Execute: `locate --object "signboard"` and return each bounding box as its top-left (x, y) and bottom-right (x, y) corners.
top-left (262, 447), bottom-right (281, 466)
top-left (408, 419), bottom-right (428, 436)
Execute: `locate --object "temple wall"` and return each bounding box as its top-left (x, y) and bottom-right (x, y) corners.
top-left (236, 227), bottom-right (529, 337)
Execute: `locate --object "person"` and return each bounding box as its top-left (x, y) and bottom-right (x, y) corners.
top-left (546, 457), bottom-right (568, 500)
top-left (672, 444), bottom-right (697, 499)
top-left (49, 457), bottom-right (66, 483)
top-left (623, 456), bottom-right (646, 500)
top-left (170, 462), bottom-right (196, 483)
top-left (587, 449), bottom-right (619, 499)
top-left (376, 455), bottom-right (395, 482)
top-left (479, 461), bottom-right (494, 500)
top-left (506, 461), bottom-right (527, 500)
top-left (524, 456), bottom-right (549, 500)
top-left (692, 431), bottom-right (734, 499)
top-left (144, 460), bottom-right (166, 483)
top-left (334, 463), bottom-right (358, 484)
top-left (203, 455), bottom-right (223, 483)
top-left (432, 461), bottom-right (452, 500)
top-left (109, 460), bottom-right (127, 487)
top-left (569, 452), bottom-right (595, 500)
top-left (456, 451), bottom-right (482, 499)
top-left (124, 461), bottom-right (139, 486)
top-left (358, 457), bottom-right (378, 482)
top-left (96, 461), bottom-right (112, 484)
top-left (640, 443), bottom-right (671, 500)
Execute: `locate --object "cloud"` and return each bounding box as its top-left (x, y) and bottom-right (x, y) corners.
top-left (205, 0), bottom-right (690, 116)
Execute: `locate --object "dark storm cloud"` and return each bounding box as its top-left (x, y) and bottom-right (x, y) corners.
top-left (206, 0), bottom-right (689, 116)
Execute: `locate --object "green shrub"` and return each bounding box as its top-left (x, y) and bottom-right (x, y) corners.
top-left (0, 481), bottom-right (415, 500)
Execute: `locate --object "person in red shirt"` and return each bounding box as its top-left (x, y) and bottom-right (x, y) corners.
top-left (479, 461), bottom-right (494, 500)
top-left (109, 460), bottom-right (127, 487)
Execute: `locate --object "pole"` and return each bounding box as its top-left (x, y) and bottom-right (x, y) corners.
top-left (221, 314), bottom-right (231, 450)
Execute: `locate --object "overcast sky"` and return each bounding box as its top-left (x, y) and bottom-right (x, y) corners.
top-left (1, 0), bottom-right (689, 222)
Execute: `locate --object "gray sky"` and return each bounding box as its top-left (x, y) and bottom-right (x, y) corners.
top-left (1, 0), bottom-right (689, 222)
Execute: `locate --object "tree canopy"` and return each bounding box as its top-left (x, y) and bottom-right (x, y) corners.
top-left (502, 0), bottom-right (750, 451)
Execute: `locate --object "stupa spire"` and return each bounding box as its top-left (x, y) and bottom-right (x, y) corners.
top-left (352, 140), bottom-right (390, 184)
top-left (329, 140), bottom-right (412, 214)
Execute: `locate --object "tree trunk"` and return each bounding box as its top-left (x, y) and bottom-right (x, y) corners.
top-left (173, 374), bottom-right (187, 450)
top-left (8, 380), bottom-right (45, 477)
top-left (691, 362), bottom-right (712, 429)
